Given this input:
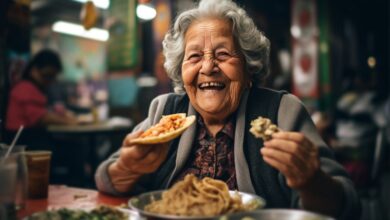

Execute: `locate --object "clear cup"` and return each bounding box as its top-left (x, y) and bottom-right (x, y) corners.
top-left (0, 154), bottom-right (18, 220)
top-left (0, 144), bottom-right (27, 210)
top-left (25, 151), bottom-right (52, 199)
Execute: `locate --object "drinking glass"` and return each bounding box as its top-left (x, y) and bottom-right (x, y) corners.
top-left (0, 144), bottom-right (27, 210)
top-left (0, 154), bottom-right (18, 220)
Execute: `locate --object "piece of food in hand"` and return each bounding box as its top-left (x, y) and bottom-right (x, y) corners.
top-left (249, 116), bottom-right (279, 141)
top-left (130, 113), bottom-right (196, 144)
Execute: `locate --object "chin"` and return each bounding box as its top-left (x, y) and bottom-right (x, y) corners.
top-left (202, 106), bottom-right (230, 117)
top-left (198, 102), bottom-right (223, 112)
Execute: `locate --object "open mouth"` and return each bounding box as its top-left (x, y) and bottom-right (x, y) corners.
top-left (198, 81), bottom-right (226, 90)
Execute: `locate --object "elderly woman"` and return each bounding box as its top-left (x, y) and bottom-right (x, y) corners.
top-left (96, 0), bottom-right (360, 218)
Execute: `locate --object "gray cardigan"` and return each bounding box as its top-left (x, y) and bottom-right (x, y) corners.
top-left (95, 90), bottom-right (360, 219)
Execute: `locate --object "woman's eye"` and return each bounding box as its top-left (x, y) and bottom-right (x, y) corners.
top-left (188, 54), bottom-right (201, 62)
top-left (216, 52), bottom-right (231, 60)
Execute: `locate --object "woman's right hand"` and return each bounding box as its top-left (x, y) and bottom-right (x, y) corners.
top-left (116, 130), bottom-right (170, 174)
top-left (108, 130), bottom-right (170, 192)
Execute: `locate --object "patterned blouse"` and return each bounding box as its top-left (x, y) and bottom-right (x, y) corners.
top-left (172, 115), bottom-right (238, 190)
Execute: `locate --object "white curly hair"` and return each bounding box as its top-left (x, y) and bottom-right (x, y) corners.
top-left (162, 0), bottom-right (270, 93)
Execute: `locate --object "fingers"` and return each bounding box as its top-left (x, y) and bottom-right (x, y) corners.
top-left (136, 143), bottom-right (169, 165)
top-left (118, 131), bottom-right (170, 174)
top-left (123, 130), bottom-right (143, 146)
top-left (261, 131), bottom-right (320, 189)
top-left (262, 150), bottom-right (318, 189)
top-left (262, 131), bottom-right (317, 168)
top-left (128, 144), bottom-right (169, 173)
top-left (263, 138), bottom-right (309, 162)
top-left (121, 145), bottom-right (154, 160)
top-left (121, 130), bottom-right (159, 161)
top-left (272, 132), bottom-right (312, 151)
top-left (261, 147), bottom-right (307, 172)
top-left (262, 156), bottom-right (303, 180)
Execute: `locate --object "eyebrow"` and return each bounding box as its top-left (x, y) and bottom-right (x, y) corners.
top-left (185, 40), bottom-right (233, 52)
top-left (213, 40), bottom-right (232, 49)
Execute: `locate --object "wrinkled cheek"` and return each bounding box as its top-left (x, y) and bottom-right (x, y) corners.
top-left (229, 83), bottom-right (246, 105)
top-left (230, 71), bottom-right (246, 82)
top-left (218, 62), bottom-right (246, 81)
top-left (181, 62), bottom-right (201, 86)
top-left (184, 86), bottom-right (197, 99)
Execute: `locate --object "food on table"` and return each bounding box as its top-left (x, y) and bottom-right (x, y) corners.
top-left (73, 193), bottom-right (87, 200)
top-left (26, 205), bottom-right (128, 220)
top-left (144, 174), bottom-right (259, 217)
top-left (130, 113), bottom-right (196, 144)
top-left (249, 116), bottom-right (279, 141)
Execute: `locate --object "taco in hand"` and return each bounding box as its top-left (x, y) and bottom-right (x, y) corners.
top-left (130, 113), bottom-right (196, 144)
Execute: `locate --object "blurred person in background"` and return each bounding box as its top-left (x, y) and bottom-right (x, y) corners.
top-left (96, 0), bottom-right (360, 219)
top-left (5, 49), bottom-right (77, 149)
top-left (334, 68), bottom-right (388, 187)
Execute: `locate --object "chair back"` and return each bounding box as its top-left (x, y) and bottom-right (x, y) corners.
top-left (370, 128), bottom-right (387, 184)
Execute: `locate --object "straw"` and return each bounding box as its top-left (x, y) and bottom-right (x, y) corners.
top-left (2, 125), bottom-right (24, 161)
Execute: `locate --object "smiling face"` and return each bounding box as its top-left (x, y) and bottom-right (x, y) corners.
top-left (182, 18), bottom-right (249, 126)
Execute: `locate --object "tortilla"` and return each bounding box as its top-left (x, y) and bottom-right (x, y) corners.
top-left (130, 113), bottom-right (196, 144)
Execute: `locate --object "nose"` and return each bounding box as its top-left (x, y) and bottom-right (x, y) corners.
top-left (200, 55), bottom-right (218, 75)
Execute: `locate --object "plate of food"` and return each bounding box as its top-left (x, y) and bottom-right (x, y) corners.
top-left (130, 113), bottom-right (196, 145)
top-left (24, 205), bottom-right (145, 220)
top-left (128, 174), bottom-right (265, 219)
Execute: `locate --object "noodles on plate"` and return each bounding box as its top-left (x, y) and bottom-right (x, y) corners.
top-left (144, 174), bottom-right (257, 217)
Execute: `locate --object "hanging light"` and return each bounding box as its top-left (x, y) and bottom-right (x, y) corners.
top-left (52, 21), bottom-right (109, 41)
top-left (136, 3), bottom-right (157, 21)
top-left (367, 56), bottom-right (376, 68)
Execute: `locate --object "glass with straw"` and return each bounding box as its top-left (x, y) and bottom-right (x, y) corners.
top-left (0, 126), bottom-right (26, 219)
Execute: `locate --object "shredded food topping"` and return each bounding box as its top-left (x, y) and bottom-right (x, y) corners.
top-left (140, 114), bottom-right (186, 138)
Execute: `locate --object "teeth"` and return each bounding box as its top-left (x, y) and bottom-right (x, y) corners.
top-left (199, 82), bottom-right (225, 89)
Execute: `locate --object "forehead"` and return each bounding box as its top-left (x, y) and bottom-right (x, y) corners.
top-left (184, 18), bottom-right (234, 47)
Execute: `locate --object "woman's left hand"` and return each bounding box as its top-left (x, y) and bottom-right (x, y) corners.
top-left (260, 131), bottom-right (320, 189)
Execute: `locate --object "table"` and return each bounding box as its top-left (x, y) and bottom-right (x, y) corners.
top-left (19, 185), bottom-right (129, 218)
top-left (47, 118), bottom-right (133, 187)
top-left (47, 117), bottom-right (133, 134)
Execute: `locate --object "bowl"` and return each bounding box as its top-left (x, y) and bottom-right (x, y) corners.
top-left (128, 190), bottom-right (265, 220)
top-left (219, 209), bottom-right (335, 220)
